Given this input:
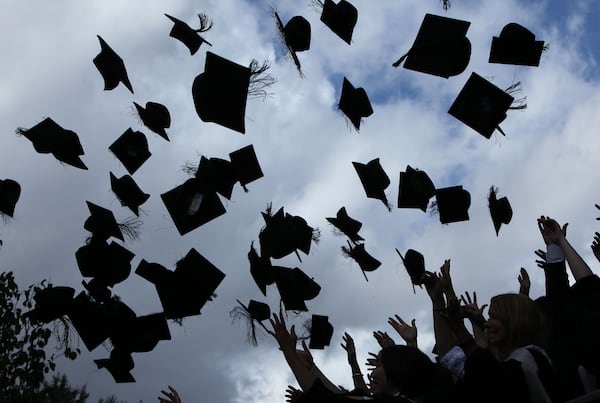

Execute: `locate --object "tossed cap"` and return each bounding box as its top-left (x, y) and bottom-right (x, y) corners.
top-left (326, 206), bottom-right (364, 243)
top-left (93, 35), bottom-right (134, 94)
top-left (434, 185), bottom-right (471, 224)
top-left (274, 12), bottom-right (311, 75)
top-left (489, 23), bottom-right (544, 67)
top-left (248, 242), bottom-right (275, 296)
top-left (353, 159), bottom-right (391, 210)
top-left (94, 349), bottom-right (135, 383)
top-left (0, 179), bottom-right (21, 218)
top-left (274, 266), bottom-right (321, 311)
top-left (397, 165), bottom-right (436, 212)
top-left (109, 128), bottom-right (152, 175)
top-left (24, 285), bottom-right (75, 323)
top-left (309, 314), bottom-right (334, 349)
top-left (192, 51), bottom-right (251, 134)
top-left (160, 178), bottom-right (226, 235)
top-left (231, 299), bottom-right (272, 345)
top-left (448, 72), bottom-right (515, 139)
top-left (319, 0), bottom-right (358, 45)
top-left (165, 13), bottom-right (212, 55)
top-left (338, 77), bottom-right (373, 131)
top-left (342, 242), bottom-right (381, 281)
top-left (195, 156), bottom-right (237, 200)
top-left (133, 102), bottom-right (171, 141)
top-left (84, 201), bottom-right (124, 241)
top-left (393, 13), bottom-right (471, 78)
top-left (229, 144), bottom-right (264, 189)
top-left (110, 172), bottom-right (150, 216)
top-left (67, 291), bottom-right (110, 351)
top-left (259, 206), bottom-right (318, 260)
top-left (488, 187), bottom-right (513, 235)
top-left (109, 312), bottom-right (171, 353)
top-left (75, 238), bottom-right (135, 287)
top-left (397, 248), bottom-right (425, 290)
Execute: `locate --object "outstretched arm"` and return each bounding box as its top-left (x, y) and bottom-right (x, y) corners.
top-left (341, 332), bottom-right (368, 392)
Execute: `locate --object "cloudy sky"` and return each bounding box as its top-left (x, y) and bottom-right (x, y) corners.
top-left (1, 0), bottom-right (600, 402)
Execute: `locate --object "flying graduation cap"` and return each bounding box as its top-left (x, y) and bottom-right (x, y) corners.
top-left (133, 102), bottom-right (171, 141)
top-left (274, 11), bottom-right (311, 76)
top-left (342, 241), bottom-right (381, 281)
top-left (397, 165), bottom-right (436, 212)
top-left (24, 285), bottom-right (75, 323)
top-left (489, 23), bottom-right (545, 67)
top-left (93, 35), bottom-right (134, 93)
top-left (16, 118), bottom-right (87, 169)
top-left (110, 172), bottom-right (150, 216)
top-left (109, 128), bottom-right (152, 175)
top-left (433, 185), bottom-right (471, 224)
top-left (353, 158), bottom-right (391, 210)
top-left (317, 0), bottom-right (358, 45)
top-left (84, 201), bottom-right (125, 241)
top-left (67, 291), bottom-right (111, 351)
top-left (393, 13), bottom-right (471, 78)
top-left (396, 248), bottom-right (426, 293)
top-left (0, 179), bottom-right (21, 218)
top-left (75, 238), bottom-right (135, 287)
top-left (94, 349), bottom-right (135, 383)
top-left (248, 242), bottom-right (275, 296)
top-left (326, 206), bottom-right (364, 243)
top-left (488, 186), bottom-right (513, 235)
top-left (274, 266), bottom-right (321, 311)
top-left (338, 77), bottom-right (373, 131)
top-left (165, 13), bottom-right (213, 55)
top-left (229, 145), bottom-right (264, 191)
top-left (231, 299), bottom-right (271, 345)
top-left (309, 314), bottom-right (334, 349)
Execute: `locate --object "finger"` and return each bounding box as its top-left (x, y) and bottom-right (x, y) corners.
top-left (411, 318), bottom-right (416, 327)
top-left (460, 295), bottom-right (467, 305)
top-left (473, 291), bottom-right (478, 304)
top-left (480, 304), bottom-right (488, 314)
top-left (290, 325), bottom-right (296, 338)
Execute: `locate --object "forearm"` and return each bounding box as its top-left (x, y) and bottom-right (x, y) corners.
top-left (431, 297), bottom-right (458, 357)
top-left (281, 349), bottom-right (319, 392)
top-left (347, 356), bottom-right (368, 391)
top-left (557, 237), bottom-right (593, 282)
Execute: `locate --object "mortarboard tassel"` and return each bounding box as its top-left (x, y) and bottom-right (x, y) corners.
top-left (248, 60), bottom-right (276, 100)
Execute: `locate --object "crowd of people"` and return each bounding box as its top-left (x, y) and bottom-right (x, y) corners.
top-left (158, 215), bottom-right (600, 402)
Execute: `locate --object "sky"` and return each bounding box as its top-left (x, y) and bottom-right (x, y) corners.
top-left (1, 0), bottom-right (600, 402)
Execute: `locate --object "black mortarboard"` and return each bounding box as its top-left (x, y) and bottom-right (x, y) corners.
top-left (229, 145), bottom-right (264, 189)
top-left (16, 118), bottom-right (87, 169)
top-left (274, 267), bottom-right (321, 311)
top-left (110, 172), bottom-right (149, 216)
top-left (135, 249), bottom-right (226, 319)
top-left (353, 159), bottom-right (391, 210)
top-left (397, 248), bottom-right (425, 292)
top-left (192, 51), bottom-right (251, 134)
top-left (309, 314), bottom-right (334, 349)
top-left (93, 35), bottom-right (134, 94)
top-left (434, 185), bottom-right (470, 224)
top-left (165, 14), bottom-right (212, 55)
top-left (448, 72), bottom-right (515, 139)
top-left (488, 187), bottom-right (512, 236)
top-left (259, 207), bottom-right (318, 260)
top-left (393, 14), bottom-right (471, 78)
top-left (109, 128), bottom-right (152, 175)
top-left (82, 278), bottom-right (112, 302)
top-left (274, 12), bottom-right (311, 75)
top-left (338, 77), bottom-right (373, 131)
top-left (195, 156), bottom-right (237, 200)
top-left (489, 23), bottom-right (544, 67)
top-left (109, 312), bottom-right (171, 353)
top-left (76, 238), bottom-right (135, 287)
top-left (248, 243), bottom-right (275, 296)
top-left (94, 349), bottom-right (135, 383)
top-left (133, 102), bottom-right (171, 141)
top-left (0, 179), bottom-right (21, 218)
top-left (231, 299), bottom-right (271, 345)
top-left (397, 165), bottom-right (436, 212)
top-left (24, 285), bottom-right (75, 323)
top-left (326, 206), bottom-right (364, 243)
top-left (67, 291), bottom-right (110, 351)
top-left (160, 178), bottom-right (226, 235)
top-left (84, 201), bottom-right (124, 241)
top-left (319, 0), bottom-right (358, 45)
top-left (342, 242), bottom-right (381, 281)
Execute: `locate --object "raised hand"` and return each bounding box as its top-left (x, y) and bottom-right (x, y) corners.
top-left (518, 267), bottom-right (530, 296)
top-left (373, 330), bottom-right (395, 348)
top-left (267, 311), bottom-right (297, 353)
top-left (341, 332), bottom-right (357, 360)
top-left (460, 291), bottom-right (488, 326)
top-left (592, 232), bottom-right (600, 263)
top-left (387, 315), bottom-right (417, 347)
top-left (285, 385), bottom-right (302, 403)
top-left (423, 271), bottom-right (444, 301)
top-left (537, 215), bottom-right (568, 245)
top-left (535, 249), bottom-right (547, 269)
top-left (159, 386), bottom-right (181, 403)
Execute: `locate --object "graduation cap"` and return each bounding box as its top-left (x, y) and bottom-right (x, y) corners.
top-left (24, 285), bottom-right (75, 323)
top-left (94, 349), bottom-right (135, 383)
top-left (396, 248), bottom-right (425, 293)
top-left (248, 242), bottom-right (275, 296)
top-left (192, 51), bottom-right (251, 134)
top-left (82, 278), bottom-right (112, 303)
top-left (16, 118), bottom-right (87, 169)
top-left (165, 13), bottom-right (212, 55)
top-left (109, 312), bottom-right (171, 353)
top-left (67, 291), bottom-right (111, 351)
top-left (229, 145), bottom-right (264, 191)
top-left (488, 186), bottom-right (512, 236)
top-left (231, 299), bottom-right (271, 345)
top-left (489, 23), bottom-right (545, 67)
top-left (342, 241), bottom-right (381, 281)
top-left (393, 13), bottom-right (471, 78)
top-left (84, 201), bottom-right (124, 241)
top-left (309, 314), bottom-right (333, 349)
top-left (353, 159), bottom-right (391, 210)
top-left (318, 0), bottom-right (358, 45)
top-left (274, 267), bottom-right (321, 311)
top-left (135, 249), bottom-right (226, 319)
top-left (274, 11), bottom-right (311, 75)
top-left (326, 206), bottom-right (364, 243)
top-left (133, 102), bottom-right (171, 141)
top-left (434, 185), bottom-right (470, 224)
top-left (161, 178), bottom-right (226, 235)
top-left (93, 35), bottom-right (134, 94)
top-left (194, 156), bottom-right (237, 200)
top-left (0, 179), bottom-right (21, 218)
top-left (398, 165), bottom-right (436, 212)
top-left (448, 72), bottom-right (517, 138)
top-left (109, 128), bottom-right (152, 175)
top-left (338, 77), bottom-right (373, 131)
top-left (75, 238), bottom-right (135, 287)
top-left (110, 172), bottom-right (149, 216)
